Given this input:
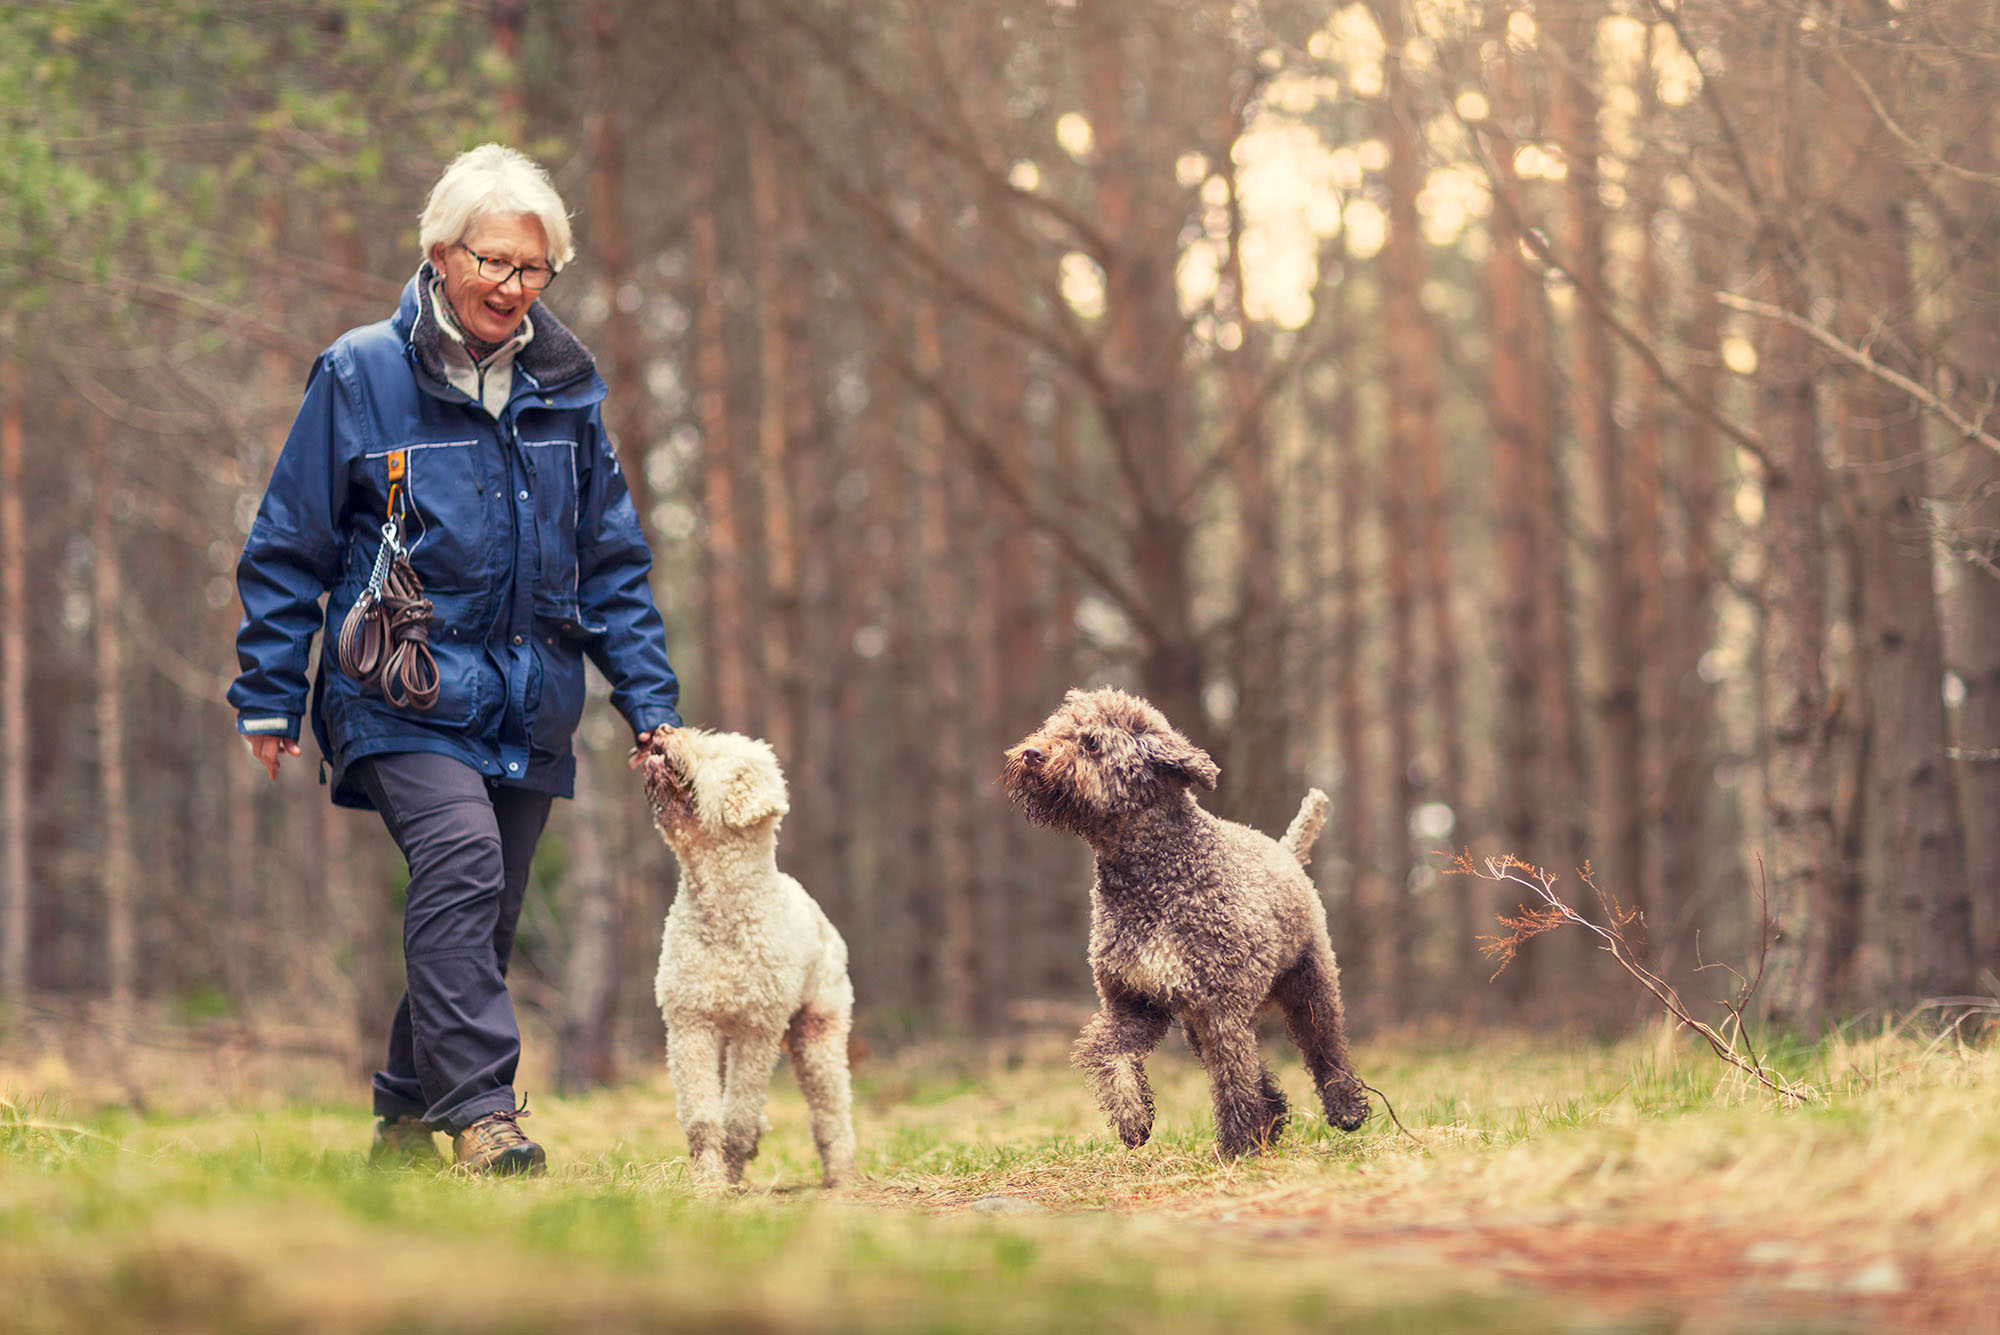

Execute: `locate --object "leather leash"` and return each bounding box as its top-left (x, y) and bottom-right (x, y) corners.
top-left (337, 493), bottom-right (440, 711)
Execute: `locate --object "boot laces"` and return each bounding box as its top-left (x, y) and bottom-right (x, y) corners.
top-left (476, 1099), bottom-right (532, 1147)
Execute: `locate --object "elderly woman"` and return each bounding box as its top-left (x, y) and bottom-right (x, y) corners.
top-left (229, 144), bottom-right (681, 1175)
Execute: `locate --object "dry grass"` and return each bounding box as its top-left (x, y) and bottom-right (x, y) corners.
top-left (4, 1012), bottom-right (1999, 1333)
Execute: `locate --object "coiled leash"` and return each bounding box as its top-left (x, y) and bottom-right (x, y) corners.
top-left (337, 473), bottom-right (440, 710)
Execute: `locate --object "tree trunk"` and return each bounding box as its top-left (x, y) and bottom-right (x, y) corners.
top-left (1629, 42), bottom-right (1670, 965)
top-left (1659, 221), bottom-right (1727, 982)
top-left (1324, 321), bottom-right (1375, 1016)
top-left (1484, 78), bottom-right (1548, 1005)
top-left (585, 0), bottom-right (656, 536)
top-left (913, 285), bottom-right (978, 1033)
top-left (1380, 349), bottom-right (1418, 1015)
top-left (1376, 0), bottom-right (1440, 1007)
top-left (1375, 0), bottom-right (1467, 986)
top-left (688, 119), bottom-right (752, 732)
top-left (1755, 21), bottom-right (1836, 1027)
top-left (1825, 45), bottom-right (1973, 1009)
top-left (1215, 31), bottom-right (1286, 833)
top-left (92, 426), bottom-right (136, 1020)
top-left (1549, 1), bottom-right (1645, 950)
top-left (1079, 0), bottom-right (1204, 738)
top-left (558, 752), bottom-right (620, 1091)
top-left (1935, 109), bottom-right (2000, 972)
top-left (1, 353), bottom-right (26, 1007)
top-left (748, 107), bottom-right (802, 766)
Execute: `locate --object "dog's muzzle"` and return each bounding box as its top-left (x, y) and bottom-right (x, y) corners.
top-left (645, 750), bottom-right (691, 808)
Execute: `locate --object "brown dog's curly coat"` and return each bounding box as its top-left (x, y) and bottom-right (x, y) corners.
top-left (1004, 687), bottom-right (1368, 1156)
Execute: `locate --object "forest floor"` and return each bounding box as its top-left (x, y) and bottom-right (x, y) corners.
top-left (2, 1013), bottom-right (1998, 1333)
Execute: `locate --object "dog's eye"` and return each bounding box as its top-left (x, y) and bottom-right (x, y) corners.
top-left (1081, 734), bottom-right (1101, 755)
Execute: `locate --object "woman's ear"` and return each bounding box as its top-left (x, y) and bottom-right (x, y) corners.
top-left (1150, 734), bottom-right (1219, 791)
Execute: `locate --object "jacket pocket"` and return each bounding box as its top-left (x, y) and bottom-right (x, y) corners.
top-left (519, 435), bottom-right (580, 610)
top-left (528, 620), bottom-right (587, 757)
top-left (323, 585), bottom-right (489, 730)
top-left (366, 439), bottom-right (488, 595)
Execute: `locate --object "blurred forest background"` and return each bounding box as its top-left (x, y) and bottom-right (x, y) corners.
top-left (1, 0), bottom-right (1996, 1089)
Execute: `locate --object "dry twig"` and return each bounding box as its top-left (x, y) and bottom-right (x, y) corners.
top-left (1452, 851), bottom-right (1817, 1105)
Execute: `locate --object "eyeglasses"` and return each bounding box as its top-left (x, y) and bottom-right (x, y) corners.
top-left (455, 242), bottom-right (555, 291)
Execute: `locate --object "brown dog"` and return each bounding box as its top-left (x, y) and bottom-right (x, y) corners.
top-left (1004, 687), bottom-right (1368, 1155)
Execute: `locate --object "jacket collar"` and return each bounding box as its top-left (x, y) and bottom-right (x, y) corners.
top-left (394, 263), bottom-right (603, 409)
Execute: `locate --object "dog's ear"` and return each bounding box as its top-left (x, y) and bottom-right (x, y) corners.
top-left (1150, 734), bottom-right (1219, 791)
top-left (720, 765), bottom-right (790, 829)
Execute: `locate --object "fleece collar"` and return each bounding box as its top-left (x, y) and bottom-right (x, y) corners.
top-left (397, 262), bottom-right (600, 408)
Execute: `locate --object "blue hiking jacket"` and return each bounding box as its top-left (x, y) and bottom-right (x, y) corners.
top-left (229, 267), bottom-right (682, 809)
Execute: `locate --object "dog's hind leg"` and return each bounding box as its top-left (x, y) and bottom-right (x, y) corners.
top-left (785, 999), bottom-right (856, 1188)
top-left (1273, 948), bottom-right (1369, 1132)
top-left (720, 1031), bottom-right (783, 1186)
top-left (667, 1020), bottom-right (729, 1184)
top-left (1073, 989), bottom-right (1172, 1148)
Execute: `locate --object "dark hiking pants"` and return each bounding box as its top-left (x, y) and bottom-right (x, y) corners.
top-left (353, 752), bottom-right (553, 1134)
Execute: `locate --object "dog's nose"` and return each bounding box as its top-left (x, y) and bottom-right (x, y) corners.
top-left (1019, 745), bottom-right (1046, 768)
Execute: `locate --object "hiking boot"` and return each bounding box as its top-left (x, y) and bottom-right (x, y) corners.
top-left (452, 1103), bottom-right (546, 1177)
top-left (369, 1115), bottom-right (443, 1167)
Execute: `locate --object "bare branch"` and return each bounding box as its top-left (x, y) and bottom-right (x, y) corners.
top-left (1824, 24), bottom-right (2000, 187)
top-left (1455, 849), bottom-right (1817, 1104)
top-left (1718, 291), bottom-right (2000, 462)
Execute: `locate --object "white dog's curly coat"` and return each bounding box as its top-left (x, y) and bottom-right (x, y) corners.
top-left (643, 728), bottom-right (856, 1188)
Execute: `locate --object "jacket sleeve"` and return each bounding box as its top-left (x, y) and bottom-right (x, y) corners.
top-left (227, 355), bottom-right (352, 736)
top-left (575, 407), bottom-right (683, 736)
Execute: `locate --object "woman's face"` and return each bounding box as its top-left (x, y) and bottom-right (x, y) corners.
top-left (430, 212), bottom-right (550, 346)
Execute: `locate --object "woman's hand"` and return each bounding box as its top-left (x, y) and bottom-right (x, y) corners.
top-left (628, 727), bottom-right (671, 770)
top-left (247, 734), bottom-right (301, 781)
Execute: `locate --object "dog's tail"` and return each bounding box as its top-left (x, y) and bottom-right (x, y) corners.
top-left (1281, 788), bottom-right (1330, 867)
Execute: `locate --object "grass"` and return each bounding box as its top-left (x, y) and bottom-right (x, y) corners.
top-left (4, 1019), bottom-right (1999, 1333)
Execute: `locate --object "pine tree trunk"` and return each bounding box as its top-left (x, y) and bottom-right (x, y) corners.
top-left (0, 353), bottom-right (26, 1007)
top-left (585, 0), bottom-right (655, 535)
top-left (913, 285), bottom-right (978, 1033)
top-left (92, 431), bottom-right (136, 1021)
top-left (1935, 111), bottom-right (2000, 972)
top-left (1549, 1), bottom-right (1645, 952)
top-left (1079, 0), bottom-right (1204, 737)
top-left (1825, 46), bottom-right (1973, 1009)
top-left (1660, 223), bottom-right (1726, 979)
top-left (1629, 46), bottom-right (1670, 964)
top-left (1755, 21), bottom-right (1835, 1026)
top-left (559, 753), bottom-right (620, 1091)
top-left (688, 120), bottom-right (751, 732)
top-left (1324, 325), bottom-right (1375, 1015)
top-left (1484, 78), bottom-right (1548, 1004)
top-left (1214, 31), bottom-right (1286, 834)
top-left (748, 107), bottom-right (801, 765)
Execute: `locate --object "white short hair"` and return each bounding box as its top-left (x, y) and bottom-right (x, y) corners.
top-left (417, 143), bottom-right (575, 271)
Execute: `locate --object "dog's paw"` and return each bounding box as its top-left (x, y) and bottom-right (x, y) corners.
top-left (1326, 1082), bottom-right (1370, 1132)
top-left (1214, 1130), bottom-right (1264, 1159)
top-left (1113, 1112), bottom-right (1154, 1149)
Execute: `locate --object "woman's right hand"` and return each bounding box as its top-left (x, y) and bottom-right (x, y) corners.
top-left (246, 734), bottom-right (301, 781)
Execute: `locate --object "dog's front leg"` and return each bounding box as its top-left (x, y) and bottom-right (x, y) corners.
top-left (720, 1031), bottom-right (782, 1185)
top-left (1196, 1009), bottom-right (1287, 1157)
top-left (667, 1020), bottom-right (728, 1185)
top-left (1072, 989), bottom-right (1171, 1148)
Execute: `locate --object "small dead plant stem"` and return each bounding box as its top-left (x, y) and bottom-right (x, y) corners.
top-left (1454, 851), bottom-right (1817, 1105)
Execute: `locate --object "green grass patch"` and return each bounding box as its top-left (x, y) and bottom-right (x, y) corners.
top-left (3, 1023), bottom-right (1996, 1332)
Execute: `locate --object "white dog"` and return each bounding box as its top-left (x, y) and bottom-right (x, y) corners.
top-left (641, 727), bottom-right (857, 1188)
